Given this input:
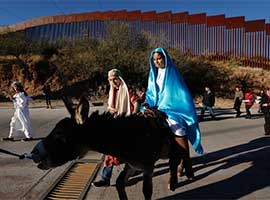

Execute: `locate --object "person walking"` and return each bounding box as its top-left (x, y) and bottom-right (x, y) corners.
top-left (142, 47), bottom-right (204, 183)
top-left (256, 89), bottom-right (264, 113)
top-left (200, 86), bottom-right (216, 120)
top-left (233, 86), bottom-right (244, 118)
top-left (3, 82), bottom-right (34, 141)
top-left (92, 68), bottom-right (131, 187)
top-left (260, 88), bottom-right (270, 135)
top-left (243, 89), bottom-right (255, 119)
top-left (42, 84), bottom-right (52, 109)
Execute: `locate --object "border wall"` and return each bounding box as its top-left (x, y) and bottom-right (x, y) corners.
top-left (1, 10), bottom-right (270, 70)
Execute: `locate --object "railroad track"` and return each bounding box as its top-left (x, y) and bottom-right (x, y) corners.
top-left (42, 159), bottom-right (101, 200)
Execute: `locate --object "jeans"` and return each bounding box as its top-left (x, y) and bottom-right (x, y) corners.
top-left (201, 104), bottom-right (215, 118)
top-left (245, 105), bottom-right (252, 118)
top-left (234, 98), bottom-right (242, 116)
top-left (101, 165), bottom-right (113, 182)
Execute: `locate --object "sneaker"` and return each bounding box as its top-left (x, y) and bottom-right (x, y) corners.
top-left (92, 180), bottom-right (110, 187)
top-left (22, 137), bottom-right (34, 141)
top-left (2, 137), bottom-right (14, 141)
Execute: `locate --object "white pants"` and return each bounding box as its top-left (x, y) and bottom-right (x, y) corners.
top-left (9, 114), bottom-right (34, 139)
top-left (166, 118), bottom-right (186, 136)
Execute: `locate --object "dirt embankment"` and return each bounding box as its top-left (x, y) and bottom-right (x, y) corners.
top-left (0, 55), bottom-right (62, 99)
top-left (1, 55), bottom-right (270, 101)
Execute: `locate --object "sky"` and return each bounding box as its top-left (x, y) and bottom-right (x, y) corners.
top-left (1, 0), bottom-right (270, 26)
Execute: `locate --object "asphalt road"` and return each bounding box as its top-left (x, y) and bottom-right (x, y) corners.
top-left (87, 106), bottom-right (270, 200)
top-left (0, 103), bottom-right (107, 200)
top-left (0, 103), bottom-right (269, 200)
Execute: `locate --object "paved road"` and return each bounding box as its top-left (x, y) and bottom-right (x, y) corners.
top-left (86, 107), bottom-right (270, 200)
top-left (0, 103), bottom-right (269, 200)
top-left (0, 103), bottom-right (106, 200)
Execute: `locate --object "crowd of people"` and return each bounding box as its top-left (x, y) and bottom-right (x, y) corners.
top-left (2, 47), bottom-right (269, 189)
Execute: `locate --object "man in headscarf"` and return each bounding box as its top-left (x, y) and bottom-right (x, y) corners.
top-left (107, 68), bottom-right (131, 116)
top-left (93, 68), bottom-right (131, 187)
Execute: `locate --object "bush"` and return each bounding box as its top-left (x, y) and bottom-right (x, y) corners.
top-left (1, 24), bottom-right (270, 98)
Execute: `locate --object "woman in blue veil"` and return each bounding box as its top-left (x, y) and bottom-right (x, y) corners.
top-left (145, 47), bottom-right (204, 179)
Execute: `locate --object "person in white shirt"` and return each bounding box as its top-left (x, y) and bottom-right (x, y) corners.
top-left (3, 82), bottom-right (34, 141)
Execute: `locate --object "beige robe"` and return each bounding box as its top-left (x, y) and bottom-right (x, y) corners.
top-left (107, 76), bottom-right (131, 116)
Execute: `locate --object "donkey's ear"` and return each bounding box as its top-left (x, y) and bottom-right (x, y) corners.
top-left (62, 95), bottom-right (75, 117)
top-left (75, 96), bottom-right (89, 124)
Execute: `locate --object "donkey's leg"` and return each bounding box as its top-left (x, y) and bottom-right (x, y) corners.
top-left (142, 166), bottom-right (154, 200)
top-left (168, 154), bottom-right (180, 191)
top-left (116, 164), bottom-right (134, 200)
top-left (168, 138), bottom-right (182, 191)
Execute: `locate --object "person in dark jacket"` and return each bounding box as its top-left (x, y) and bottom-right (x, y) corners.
top-left (42, 84), bottom-right (52, 109)
top-left (200, 86), bottom-right (215, 120)
top-left (260, 88), bottom-right (270, 135)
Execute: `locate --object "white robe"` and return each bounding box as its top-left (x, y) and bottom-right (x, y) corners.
top-left (9, 92), bottom-right (34, 138)
top-left (107, 77), bottom-right (131, 116)
top-left (157, 68), bottom-right (186, 136)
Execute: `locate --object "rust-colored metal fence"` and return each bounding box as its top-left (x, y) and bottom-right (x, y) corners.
top-left (1, 10), bottom-right (270, 70)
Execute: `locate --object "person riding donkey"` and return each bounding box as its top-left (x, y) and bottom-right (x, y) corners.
top-left (142, 47), bottom-right (204, 189)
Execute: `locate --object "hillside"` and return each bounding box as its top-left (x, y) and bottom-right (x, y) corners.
top-left (1, 54), bottom-right (269, 101)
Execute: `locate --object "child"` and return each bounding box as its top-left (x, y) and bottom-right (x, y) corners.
top-left (3, 82), bottom-right (34, 141)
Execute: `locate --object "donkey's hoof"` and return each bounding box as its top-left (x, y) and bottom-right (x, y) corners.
top-left (187, 175), bottom-right (196, 181)
top-left (167, 183), bottom-right (176, 191)
top-left (167, 178), bottom-right (177, 191)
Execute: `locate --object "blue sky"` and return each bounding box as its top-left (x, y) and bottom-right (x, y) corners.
top-left (1, 0), bottom-right (270, 26)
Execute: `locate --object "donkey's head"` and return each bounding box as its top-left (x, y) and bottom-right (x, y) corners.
top-left (31, 96), bottom-right (90, 170)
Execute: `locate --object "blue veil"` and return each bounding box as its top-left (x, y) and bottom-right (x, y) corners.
top-left (145, 47), bottom-right (203, 154)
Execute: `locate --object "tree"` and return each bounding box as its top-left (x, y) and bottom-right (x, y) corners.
top-left (0, 31), bottom-right (29, 59)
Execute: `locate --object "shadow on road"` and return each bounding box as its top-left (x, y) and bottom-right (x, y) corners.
top-left (159, 137), bottom-right (270, 199)
top-left (197, 107), bottom-right (264, 122)
top-left (0, 137), bottom-right (45, 142)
